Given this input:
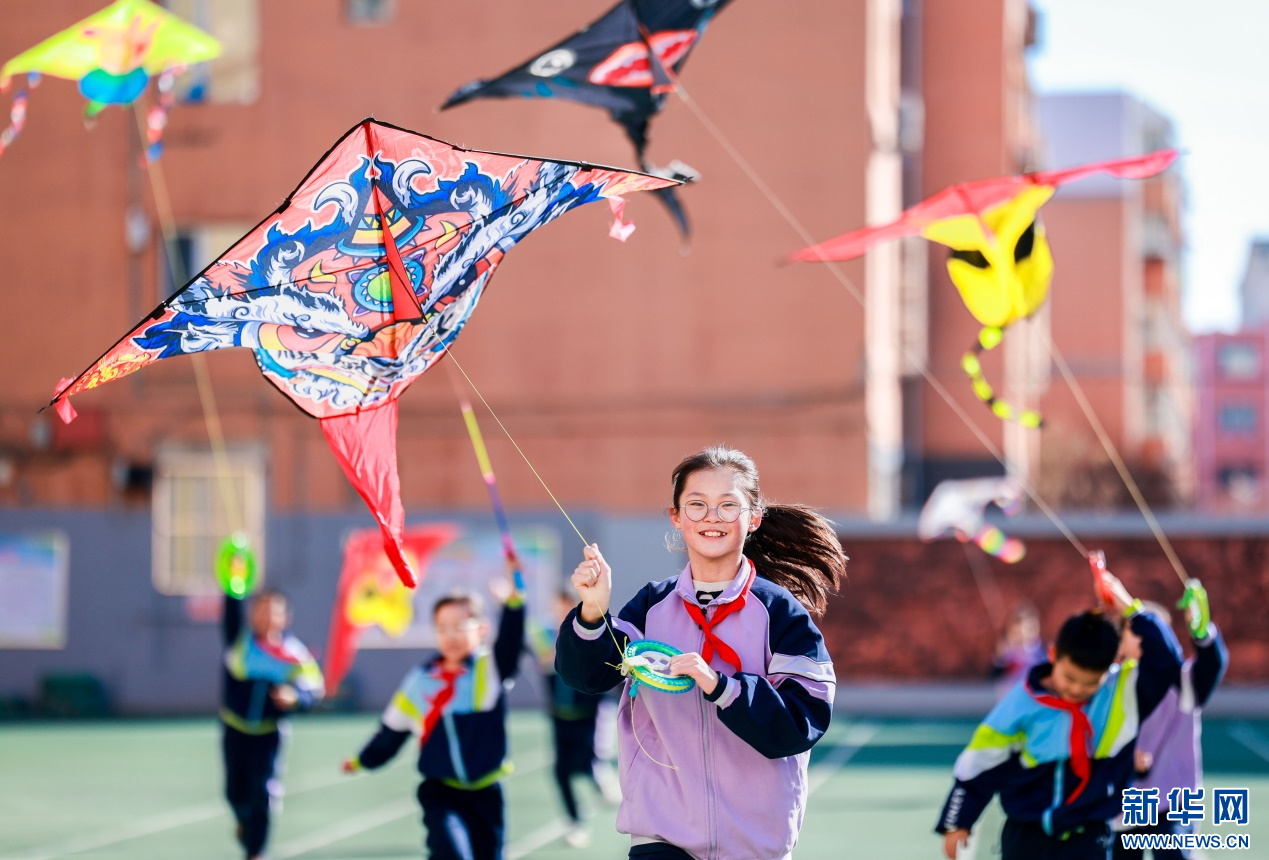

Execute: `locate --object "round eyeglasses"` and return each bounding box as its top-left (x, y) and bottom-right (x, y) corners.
top-left (681, 501), bottom-right (751, 522)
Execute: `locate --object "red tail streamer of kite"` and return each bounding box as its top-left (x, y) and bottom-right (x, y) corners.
top-left (321, 402), bottom-right (415, 587)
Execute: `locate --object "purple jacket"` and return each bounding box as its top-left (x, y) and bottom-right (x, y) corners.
top-left (556, 559), bottom-right (835, 860)
top-left (1132, 624), bottom-right (1228, 810)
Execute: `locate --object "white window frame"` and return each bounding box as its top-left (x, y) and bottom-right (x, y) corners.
top-left (152, 446), bottom-right (266, 596)
top-left (165, 0), bottom-right (261, 105)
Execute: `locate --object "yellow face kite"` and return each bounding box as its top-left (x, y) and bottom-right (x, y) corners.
top-left (789, 150), bottom-right (1178, 427)
top-left (346, 568), bottom-right (415, 638)
top-left (921, 184), bottom-right (1055, 333)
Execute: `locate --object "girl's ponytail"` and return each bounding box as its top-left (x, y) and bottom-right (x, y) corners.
top-left (745, 503), bottom-right (845, 615)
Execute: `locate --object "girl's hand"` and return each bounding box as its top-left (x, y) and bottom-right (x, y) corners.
top-left (669, 652), bottom-right (718, 696)
top-left (571, 544), bottom-right (611, 624)
top-left (269, 684), bottom-right (298, 710)
top-left (942, 829), bottom-right (970, 859)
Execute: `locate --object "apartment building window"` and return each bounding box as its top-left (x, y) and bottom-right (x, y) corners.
top-left (1218, 465), bottom-right (1260, 506)
top-left (1217, 404), bottom-right (1258, 435)
top-left (346, 0), bottom-right (395, 25)
top-left (1144, 388), bottom-right (1171, 437)
top-left (164, 0), bottom-right (260, 104)
top-left (1218, 342), bottom-right (1260, 380)
top-left (153, 448), bottom-right (266, 596)
top-left (161, 224), bottom-right (251, 298)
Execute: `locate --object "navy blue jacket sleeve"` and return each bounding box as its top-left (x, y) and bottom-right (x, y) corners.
top-left (1191, 623), bottom-right (1228, 708)
top-left (223, 593), bottom-right (243, 645)
top-left (1131, 610), bottom-right (1185, 719)
top-left (555, 586), bottom-right (652, 695)
top-left (355, 723), bottom-right (411, 770)
top-left (705, 593), bottom-right (833, 759)
top-left (935, 757), bottom-right (1023, 833)
top-left (493, 599), bottom-right (526, 682)
top-left (932, 688), bottom-right (1033, 834)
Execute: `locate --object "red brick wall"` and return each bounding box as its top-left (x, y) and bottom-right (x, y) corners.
top-left (821, 533), bottom-right (1269, 682)
top-left (0, 1), bottom-right (876, 516)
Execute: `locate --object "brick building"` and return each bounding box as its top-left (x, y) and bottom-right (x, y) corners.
top-left (1194, 328), bottom-right (1269, 511)
top-left (1192, 242), bottom-right (1269, 511)
top-left (3, 2), bottom-right (1241, 712)
top-left (1, 0), bottom-right (895, 525)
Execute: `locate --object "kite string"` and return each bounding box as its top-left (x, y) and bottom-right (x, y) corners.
top-left (1043, 336), bottom-right (1190, 587)
top-left (672, 83), bottom-right (1089, 559)
top-left (623, 687), bottom-right (679, 770)
top-left (433, 342), bottom-right (631, 658)
top-left (131, 102), bottom-right (243, 536)
top-left (960, 540), bottom-right (1007, 628)
top-left (438, 347), bottom-right (589, 548)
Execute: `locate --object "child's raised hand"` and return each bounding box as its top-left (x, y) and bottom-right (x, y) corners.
top-left (572, 544), bottom-right (611, 624)
top-left (942, 829), bottom-right (970, 859)
top-left (1099, 571), bottom-right (1136, 615)
top-left (1178, 578), bottom-right (1211, 640)
top-left (669, 651), bottom-right (719, 696)
top-left (488, 575), bottom-right (514, 605)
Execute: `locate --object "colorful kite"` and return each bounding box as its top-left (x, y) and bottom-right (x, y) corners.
top-left (324, 524), bottom-right (456, 695)
top-left (0, 0), bottom-right (221, 160)
top-left (439, 0), bottom-right (733, 240)
top-left (917, 476), bottom-right (1026, 563)
top-left (50, 119), bottom-right (676, 586)
top-left (789, 150), bottom-right (1179, 425)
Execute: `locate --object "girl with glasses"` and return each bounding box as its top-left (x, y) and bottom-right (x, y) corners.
top-left (556, 446), bottom-right (846, 860)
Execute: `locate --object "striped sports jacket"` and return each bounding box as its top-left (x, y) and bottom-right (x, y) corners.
top-left (936, 611), bottom-right (1183, 838)
top-left (352, 600), bottom-right (524, 788)
top-left (556, 558), bottom-right (835, 860)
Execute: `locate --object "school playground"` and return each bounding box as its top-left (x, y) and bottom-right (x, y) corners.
top-left (1, 713), bottom-right (1266, 859)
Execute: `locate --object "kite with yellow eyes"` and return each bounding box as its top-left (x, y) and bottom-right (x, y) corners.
top-left (789, 150), bottom-right (1178, 427)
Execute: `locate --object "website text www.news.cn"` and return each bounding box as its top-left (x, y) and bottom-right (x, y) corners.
top-left (1120, 787), bottom-right (1251, 851)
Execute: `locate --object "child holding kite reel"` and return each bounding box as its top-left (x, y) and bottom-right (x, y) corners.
top-left (1113, 580), bottom-right (1229, 859)
top-left (556, 446), bottom-right (845, 860)
top-left (218, 549), bottom-right (325, 860)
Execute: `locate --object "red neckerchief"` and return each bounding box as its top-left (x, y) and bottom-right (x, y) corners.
top-left (681, 563), bottom-right (756, 674)
top-left (420, 665), bottom-right (464, 745)
top-left (256, 635), bottom-right (300, 664)
top-left (1030, 683), bottom-right (1094, 804)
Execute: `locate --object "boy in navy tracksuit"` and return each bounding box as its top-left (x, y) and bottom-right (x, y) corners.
top-left (344, 590), bottom-right (525, 860)
top-left (936, 571), bottom-right (1183, 860)
top-left (221, 590), bottom-right (325, 860)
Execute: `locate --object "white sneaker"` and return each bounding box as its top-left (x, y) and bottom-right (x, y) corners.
top-left (563, 824), bottom-right (591, 849)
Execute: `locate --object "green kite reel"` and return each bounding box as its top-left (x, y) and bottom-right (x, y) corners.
top-left (215, 532), bottom-right (258, 598)
top-left (623, 639), bottom-right (695, 696)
